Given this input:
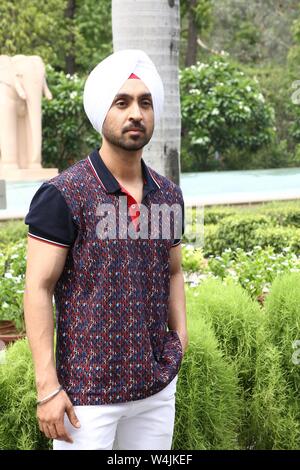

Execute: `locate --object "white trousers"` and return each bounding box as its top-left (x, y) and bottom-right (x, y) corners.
top-left (53, 374), bottom-right (178, 450)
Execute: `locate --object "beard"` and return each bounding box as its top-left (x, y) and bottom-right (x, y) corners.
top-left (102, 124), bottom-right (153, 151)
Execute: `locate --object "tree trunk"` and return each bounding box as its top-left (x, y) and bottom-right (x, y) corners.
top-left (111, 0), bottom-right (181, 185)
top-left (65, 0), bottom-right (76, 75)
top-left (185, 0), bottom-right (198, 67)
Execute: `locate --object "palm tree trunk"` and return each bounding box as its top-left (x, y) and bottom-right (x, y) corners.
top-left (185, 0), bottom-right (198, 67)
top-left (111, 0), bottom-right (181, 185)
top-left (65, 0), bottom-right (76, 75)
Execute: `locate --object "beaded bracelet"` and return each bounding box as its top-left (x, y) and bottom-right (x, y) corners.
top-left (36, 385), bottom-right (63, 406)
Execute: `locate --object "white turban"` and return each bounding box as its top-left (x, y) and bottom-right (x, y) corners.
top-left (83, 49), bottom-right (164, 134)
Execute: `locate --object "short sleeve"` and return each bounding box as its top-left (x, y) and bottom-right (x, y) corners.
top-left (171, 193), bottom-right (185, 247)
top-left (24, 182), bottom-right (78, 248)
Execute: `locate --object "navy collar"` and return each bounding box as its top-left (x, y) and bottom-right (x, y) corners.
top-left (87, 148), bottom-right (160, 200)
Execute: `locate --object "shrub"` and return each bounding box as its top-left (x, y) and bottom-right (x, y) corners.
top-left (42, 65), bottom-right (99, 171)
top-left (254, 226), bottom-right (300, 254)
top-left (179, 203), bottom-right (300, 256)
top-left (218, 214), bottom-right (270, 252)
top-left (173, 302), bottom-right (241, 450)
top-left (204, 214), bottom-right (270, 255)
top-left (0, 239), bottom-right (27, 331)
top-left (264, 272), bottom-right (300, 393)
top-left (208, 246), bottom-right (300, 298)
top-left (0, 339), bottom-right (51, 450)
top-left (0, 220), bottom-right (27, 245)
top-left (203, 224), bottom-right (219, 256)
top-left (263, 205), bottom-right (300, 228)
top-left (204, 207), bottom-right (236, 225)
top-left (182, 245), bottom-right (207, 273)
top-left (188, 277), bottom-right (264, 447)
top-left (250, 271), bottom-right (300, 449)
top-left (190, 278), bottom-right (263, 390)
top-left (180, 58), bottom-right (275, 172)
top-left (249, 343), bottom-right (300, 449)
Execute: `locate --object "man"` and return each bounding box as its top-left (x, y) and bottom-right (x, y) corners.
top-left (24, 49), bottom-right (188, 450)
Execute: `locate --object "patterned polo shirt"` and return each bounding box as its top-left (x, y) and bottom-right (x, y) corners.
top-left (25, 148), bottom-right (185, 405)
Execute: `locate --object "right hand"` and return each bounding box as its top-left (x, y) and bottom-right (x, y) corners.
top-left (37, 389), bottom-right (81, 443)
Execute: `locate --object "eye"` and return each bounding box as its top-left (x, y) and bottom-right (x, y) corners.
top-left (116, 100), bottom-right (127, 107)
top-left (141, 100), bottom-right (152, 107)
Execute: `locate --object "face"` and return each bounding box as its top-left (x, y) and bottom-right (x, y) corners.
top-left (101, 78), bottom-right (154, 151)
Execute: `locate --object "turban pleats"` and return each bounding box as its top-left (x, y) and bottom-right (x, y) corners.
top-left (83, 49), bottom-right (164, 134)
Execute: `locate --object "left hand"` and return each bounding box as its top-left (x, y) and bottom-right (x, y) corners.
top-left (177, 330), bottom-right (189, 355)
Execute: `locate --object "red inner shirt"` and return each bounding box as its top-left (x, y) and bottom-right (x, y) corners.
top-left (118, 182), bottom-right (146, 232)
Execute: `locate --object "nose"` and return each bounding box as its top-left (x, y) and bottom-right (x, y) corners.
top-left (128, 101), bottom-right (143, 121)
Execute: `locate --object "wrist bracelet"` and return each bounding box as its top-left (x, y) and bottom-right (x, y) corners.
top-left (36, 385), bottom-right (63, 406)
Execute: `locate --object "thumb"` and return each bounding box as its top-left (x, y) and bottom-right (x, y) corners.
top-left (66, 402), bottom-right (81, 428)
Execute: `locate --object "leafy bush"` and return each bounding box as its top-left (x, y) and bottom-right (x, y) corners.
top-left (248, 272), bottom-right (300, 449)
top-left (243, 63), bottom-right (298, 168)
top-left (203, 214), bottom-right (270, 255)
top-left (187, 277), bottom-right (264, 447)
top-left (249, 343), bottom-right (300, 449)
top-left (264, 272), bottom-right (300, 392)
top-left (0, 339), bottom-right (51, 450)
top-left (0, 239), bottom-right (27, 331)
top-left (189, 278), bottom-right (263, 390)
top-left (218, 214), bottom-right (270, 251)
top-left (208, 246), bottom-right (300, 297)
top-left (173, 305), bottom-right (241, 450)
top-left (254, 226), bottom-right (300, 254)
top-left (180, 58), bottom-right (275, 171)
top-left (204, 207), bottom-right (236, 225)
top-left (258, 203), bottom-right (300, 228)
top-left (182, 245), bottom-right (208, 272)
top-left (197, 205), bottom-right (300, 256)
top-left (202, 224), bottom-right (219, 256)
top-left (0, 220), bottom-right (27, 245)
top-left (42, 65), bottom-right (100, 171)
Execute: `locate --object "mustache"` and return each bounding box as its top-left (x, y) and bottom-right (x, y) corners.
top-left (123, 124), bottom-right (145, 133)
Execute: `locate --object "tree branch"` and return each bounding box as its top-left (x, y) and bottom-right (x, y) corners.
top-left (197, 37), bottom-right (228, 56)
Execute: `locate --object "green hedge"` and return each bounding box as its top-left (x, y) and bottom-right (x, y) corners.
top-left (202, 224), bottom-right (219, 256)
top-left (204, 207), bottom-right (236, 225)
top-left (254, 226), bottom-right (300, 253)
top-left (0, 220), bottom-right (27, 245)
top-left (203, 202), bottom-right (300, 227)
top-left (199, 209), bottom-right (300, 256)
top-left (203, 214), bottom-right (270, 255)
top-left (183, 203), bottom-right (300, 257)
top-left (258, 203), bottom-right (300, 228)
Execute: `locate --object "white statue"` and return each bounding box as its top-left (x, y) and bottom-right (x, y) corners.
top-left (0, 54), bottom-right (52, 170)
